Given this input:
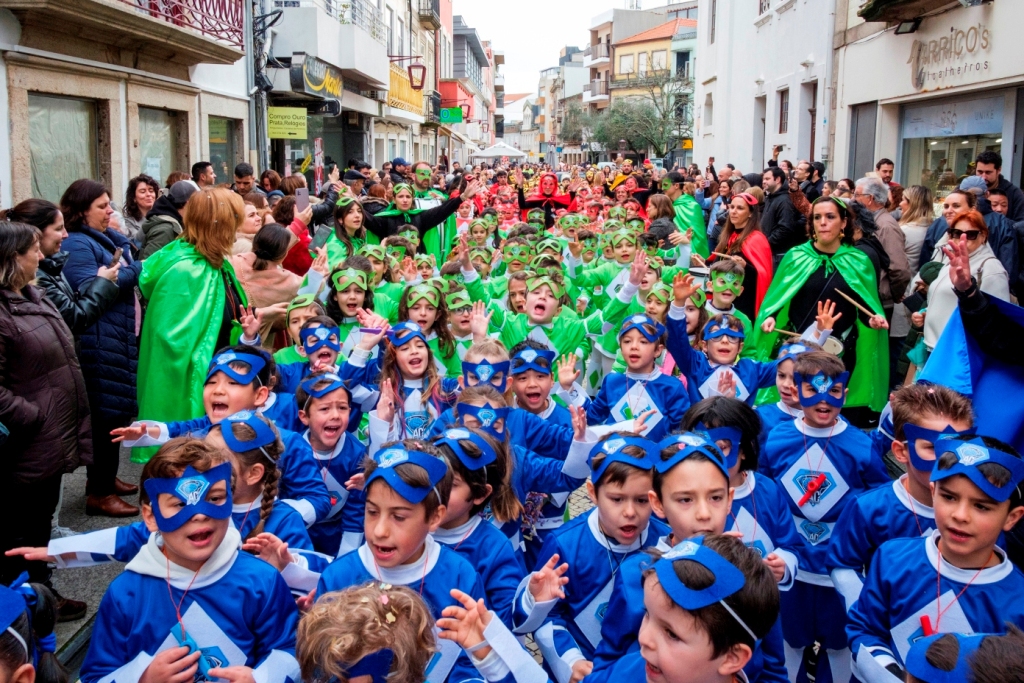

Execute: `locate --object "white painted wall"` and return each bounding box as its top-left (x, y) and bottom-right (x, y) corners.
top-left (693, 0), bottom-right (835, 175)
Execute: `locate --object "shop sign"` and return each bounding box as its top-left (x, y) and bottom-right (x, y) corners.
top-left (268, 107), bottom-right (307, 139)
top-left (908, 22), bottom-right (991, 91)
top-left (902, 96), bottom-right (1003, 139)
top-left (291, 53), bottom-right (343, 100)
top-left (389, 63), bottom-right (425, 115)
top-left (440, 107), bottom-right (464, 123)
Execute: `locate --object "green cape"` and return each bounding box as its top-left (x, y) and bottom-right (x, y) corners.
top-left (134, 240), bottom-right (248, 462)
top-left (673, 194), bottom-right (709, 258)
top-left (416, 189), bottom-right (455, 261)
top-left (749, 242), bottom-right (888, 411)
top-left (323, 230), bottom-right (374, 269)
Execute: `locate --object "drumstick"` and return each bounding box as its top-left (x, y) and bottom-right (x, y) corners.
top-left (774, 329), bottom-right (802, 338)
top-left (834, 289), bottom-right (876, 318)
top-left (711, 251), bottom-right (739, 261)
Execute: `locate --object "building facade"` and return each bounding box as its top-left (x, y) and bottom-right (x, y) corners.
top-left (831, 0), bottom-right (1023, 192)
top-left (694, 0), bottom-right (833, 175)
top-left (0, 0), bottom-right (250, 206)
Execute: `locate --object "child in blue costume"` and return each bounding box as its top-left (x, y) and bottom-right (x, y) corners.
top-left (114, 346), bottom-right (331, 528)
top-left (293, 372), bottom-right (367, 557)
top-left (431, 427), bottom-right (527, 629)
top-left (556, 314), bottom-right (691, 443)
top-left (755, 341), bottom-right (814, 456)
top-left (760, 351), bottom-right (890, 683)
top-left (80, 438), bottom-right (300, 683)
top-left (847, 434), bottom-right (1024, 682)
top-left (0, 575), bottom-right (68, 683)
top-left (828, 384), bottom-right (975, 613)
top-left (510, 432), bottom-right (668, 683)
top-left (590, 426), bottom-right (789, 683)
top-left (277, 316), bottom-right (344, 393)
top-left (315, 440), bottom-right (490, 683)
top-left (584, 534), bottom-right (781, 683)
top-left (904, 630), bottom-right (1024, 683)
top-left (341, 318), bottom-right (460, 440)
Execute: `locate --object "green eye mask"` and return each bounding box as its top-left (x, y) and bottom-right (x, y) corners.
top-left (526, 275), bottom-right (565, 300)
top-left (406, 283), bottom-right (441, 306)
top-left (415, 168), bottom-right (432, 180)
top-left (358, 244), bottom-right (386, 262)
top-left (711, 272), bottom-right (744, 295)
top-left (537, 239), bottom-right (562, 254)
top-left (647, 283), bottom-right (671, 304)
top-left (446, 290), bottom-right (472, 310)
top-left (504, 245), bottom-right (532, 264)
top-left (608, 207), bottom-right (627, 220)
top-left (331, 268), bottom-right (368, 291)
top-left (610, 232), bottom-right (638, 247)
top-left (527, 210), bottom-right (544, 223)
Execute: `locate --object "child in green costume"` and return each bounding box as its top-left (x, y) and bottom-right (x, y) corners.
top-left (274, 294), bottom-right (327, 366)
top-left (705, 259), bottom-right (754, 342)
top-left (324, 257), bottom-right (401, 359)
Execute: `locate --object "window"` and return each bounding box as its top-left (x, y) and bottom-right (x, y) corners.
top-left (638, 52), bottom-right (649, 76)
top-left (759, 0), bottom-right (771, 14)
top-left (387, 8), bottom-right (394, 54)
top-left (652, 50), bottom-right (667, 71)
top-left (397, 18), bottom-right (404, 55)
top-left (388, 138), bottom-right (396, 161)
top-left (139, 107), bottom-right (179, 184)
top-left (209, 117), bottom-right (239, 181)
top-left (710, 0), bottom-right (717, 43)
top-left (779, 89), bottom-right (790, 134)
top-left (704, 92), bottom-right (714, 127)
top-left (28, 93), bottom-right (97, 202)
top-left (619, 53), bottom-right (634, 74)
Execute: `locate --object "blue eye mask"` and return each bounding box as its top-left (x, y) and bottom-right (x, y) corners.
top-left (461, 360), bottom-right (511, 393)
top-left (0, 579), bottom-right (31, 664)
top-left (510, 347), bottom-right (556, 376)
top-left (653, 537), bottom-right (757, 642)
top-left (387, 321), bottom-right (429, 347)
top-left (588, 436), bottom-right (657, 482)
top-left (435, 428), bottom-right (496, 470)
top-left (793, 371), bottom-right (850, 409)
top-left (219, 411), bottom-right (278, 460)
top-left (695, 423), bottom-right (743, 470)
top-left (143, 462), bottom-right (233, 532)
top-left (905, 633), bottom-right (988, 683)
top-left (299, 373), bottom-right (351, 411)
top-left (302, 325), bottom-right (341, 354)
top-left (777, 342), bottom-right (810, 360)
top-left (365, 447), bottom-right (448, 505)
top-left (655, 434), bottom-right (729, 480)
top-left (619, 314), bottom-right (666, 342)
top-left (902, 422), bottom-right (975, 473)
top-left (457, 402), bottom-right (510, 440)
top-left (206, 351), bottom-right (266, 385)
top-left (930, 438), bottom-right (1024, 503)
top-left (345, 648), bottom-right (395, 683)
top-left (702, 318), bottom-right (746, 341)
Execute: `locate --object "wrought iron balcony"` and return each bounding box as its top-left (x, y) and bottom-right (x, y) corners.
top-left (417, 0), bottom-right (440, 30)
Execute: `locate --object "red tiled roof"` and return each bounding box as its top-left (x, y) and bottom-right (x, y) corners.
top-left (615, 18), bottom-right (697, 46)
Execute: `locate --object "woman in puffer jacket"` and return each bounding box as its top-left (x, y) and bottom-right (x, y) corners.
top-left (0, 221), bottom-right (91, 605)
top-left (59, 180), bottom-right (142, 519)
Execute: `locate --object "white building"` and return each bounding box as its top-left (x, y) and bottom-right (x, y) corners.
top-left (693, 0), bottom-right (833, 174)
top-left (831, 0), bottom-right (1023, 190)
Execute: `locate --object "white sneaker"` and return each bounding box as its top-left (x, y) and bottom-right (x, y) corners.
top-left (50, 525), bottom-right (78, 539)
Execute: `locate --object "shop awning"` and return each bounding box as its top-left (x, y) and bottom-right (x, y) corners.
top-left (471, 142), bottom-right (527, 159)
top-left (858, 0), bottom-right (949, 22)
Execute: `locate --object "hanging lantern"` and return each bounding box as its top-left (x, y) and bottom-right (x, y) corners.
top-left (408, 63), bottom-right (426, 90)
top-left (460, 103), bottom-right (471, 119)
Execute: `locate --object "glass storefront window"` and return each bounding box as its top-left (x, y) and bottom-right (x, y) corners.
top-left (28, 93), bottom-right (97, 203)
top-left (209, 116), bottom-right (239, 181)
top-left (139, 107), bottom-right (179, 185)
top-left (281, 115), bottom-right (344, 191)
top-left (900, 95), bottom-right (1004, 208)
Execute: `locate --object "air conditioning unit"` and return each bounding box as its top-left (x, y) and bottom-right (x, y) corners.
top-left (361, 90), bottom-right (388, 102)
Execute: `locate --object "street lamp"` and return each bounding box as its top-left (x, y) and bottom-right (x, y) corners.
top-left (408, 63), bottom-right (426, 90)
top-left (460, 104), bottom-right (471, 119)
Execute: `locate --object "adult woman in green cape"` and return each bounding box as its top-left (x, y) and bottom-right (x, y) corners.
top-left (662, 171), bottom-right (710, 258)
top-left (750, 196), bottom-right (891, 411)
top-left (134, 188), bottom-right (273, 462)
top-left (361, 180), bottom-right (483, 262)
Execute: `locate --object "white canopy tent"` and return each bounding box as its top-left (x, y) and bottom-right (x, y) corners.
top-left (470, 142), bottom-right (527, 159)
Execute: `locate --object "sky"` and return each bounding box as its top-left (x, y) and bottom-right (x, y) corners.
top-left (452, 0), bottom-right (675, 98)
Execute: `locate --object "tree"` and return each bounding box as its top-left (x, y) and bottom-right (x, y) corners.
top-left (558, 100), bottom-right (585, 146)
top-left (586, 69), bottom-right (694, 158)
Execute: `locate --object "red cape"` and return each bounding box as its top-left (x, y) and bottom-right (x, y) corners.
top-left (722, 230), bottom-right (774, 313)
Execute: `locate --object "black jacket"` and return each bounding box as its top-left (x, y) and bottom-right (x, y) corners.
top-left (761, 189), bottom-right (806, 256)
top-left (139, 194), bottom-right (185, 260)
top-left (310, 184), bottom-right (341, 231)
top-left (36, 252), bottom-right (120, 338)
top-left (997, 175), bottom-right (1024, 223)
top-left (801, 178), bottom-right (824, 203)
top-left (854, 233), bottom-right (890, 282)
top-left (361, 196), bottom-right (464, 249)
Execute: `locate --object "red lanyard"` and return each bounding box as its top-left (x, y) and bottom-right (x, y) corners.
top-left (165, 556), bottom-right (203, 640)
top-left (902, 478), bottom-right (924, 537)
top-left (920, 544), bottom-right (995, 636)
top-left (798, 421), bottom-right (836, 507)
top-left (237, 498), bottom-right (257, 537)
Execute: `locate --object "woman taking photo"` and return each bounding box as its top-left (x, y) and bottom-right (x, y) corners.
top-left (751, 196), bottom-right (890, 413)
top-left (136, 188), bottom-right (264, 463)
top-left (710, 192), bottom-right (774, 318)
top-left (0, 221), bottom-right (91, 617)
top-left (121, 174), bottom-right (159, 244)
top-left (60, 179), bottom-right (142, 517)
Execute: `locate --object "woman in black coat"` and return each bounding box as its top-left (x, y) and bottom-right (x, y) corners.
top-left (0, 221), bottom-right (90, 612)
top-left (361, 179), bottom-right (484, 255)
top-left (59, 180), bottom-right (142, 518)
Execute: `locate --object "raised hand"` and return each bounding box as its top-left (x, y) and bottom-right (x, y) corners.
top-left (576, 297), bottom-right (588, 315)
top-left (377, 378), bottom-right (396, 423)
top-left (459, 232), bottom-right (472, 269)
top-left (310, 247), bottom-right (330, 278)
top-left (344, 472), bottom-right (365, 490)
top-left (569, 405), bottom-right (588, 441)
top-left (528, 554), bottom-right (570, 602)
top-left (557, 353), bottom-right (580, 391)
top-left (240, 533), bottom-right (293, 571)
top-left (815, 299), bottom-right (842, 332)
top-left (4, 547), bottom-right (56, 563)
top-left (628, 250), bottom-right (649, 287)
top-left (239, 305), bottom-right (262, 340)
top-left (671, 272), bottom-right (700, 307)
top-left (437, 589), bottom-right (492, 658)
top-left (632, 408), bottom-right (656, 434)
top-left (716, 370), bottom-right (736, 398)
top-left (355, 310), bottom-right (389, 350)
top-left (668, 229), bottom-right (692, 246)
top-left (296, 588), bottom-right (316, 613)
top-left (470, 301), bottom-right (493, 342)
top-left (110, 422), bottom-right (156, 443)
top-left (296, 205), bottom-right (314, 227)
top-left (567, 236), bottom-right (583, 259)
top-left (941, 234), bottom-right (973, 292)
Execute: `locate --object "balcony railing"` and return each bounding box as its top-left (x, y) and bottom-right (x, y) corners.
top-left (112, 0), bottom-right (244, 48)
top-left (758, 0), bottom-right (770, 15)
top-left (584, 43), bottom-right (610, 60)
top-left (425, 90), bottom-right (442, 123)
top-left (417, 0), bottom-right (440, 30)
top-left (585, 80), bottom-right (609, 96)
top-left (610, 69), bottom-right (672, 87)
top-left (274, 0), bottom-right (386, 46)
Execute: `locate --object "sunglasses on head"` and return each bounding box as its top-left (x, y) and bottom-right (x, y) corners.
top-left (947, 227), bottom-right (981, 241)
